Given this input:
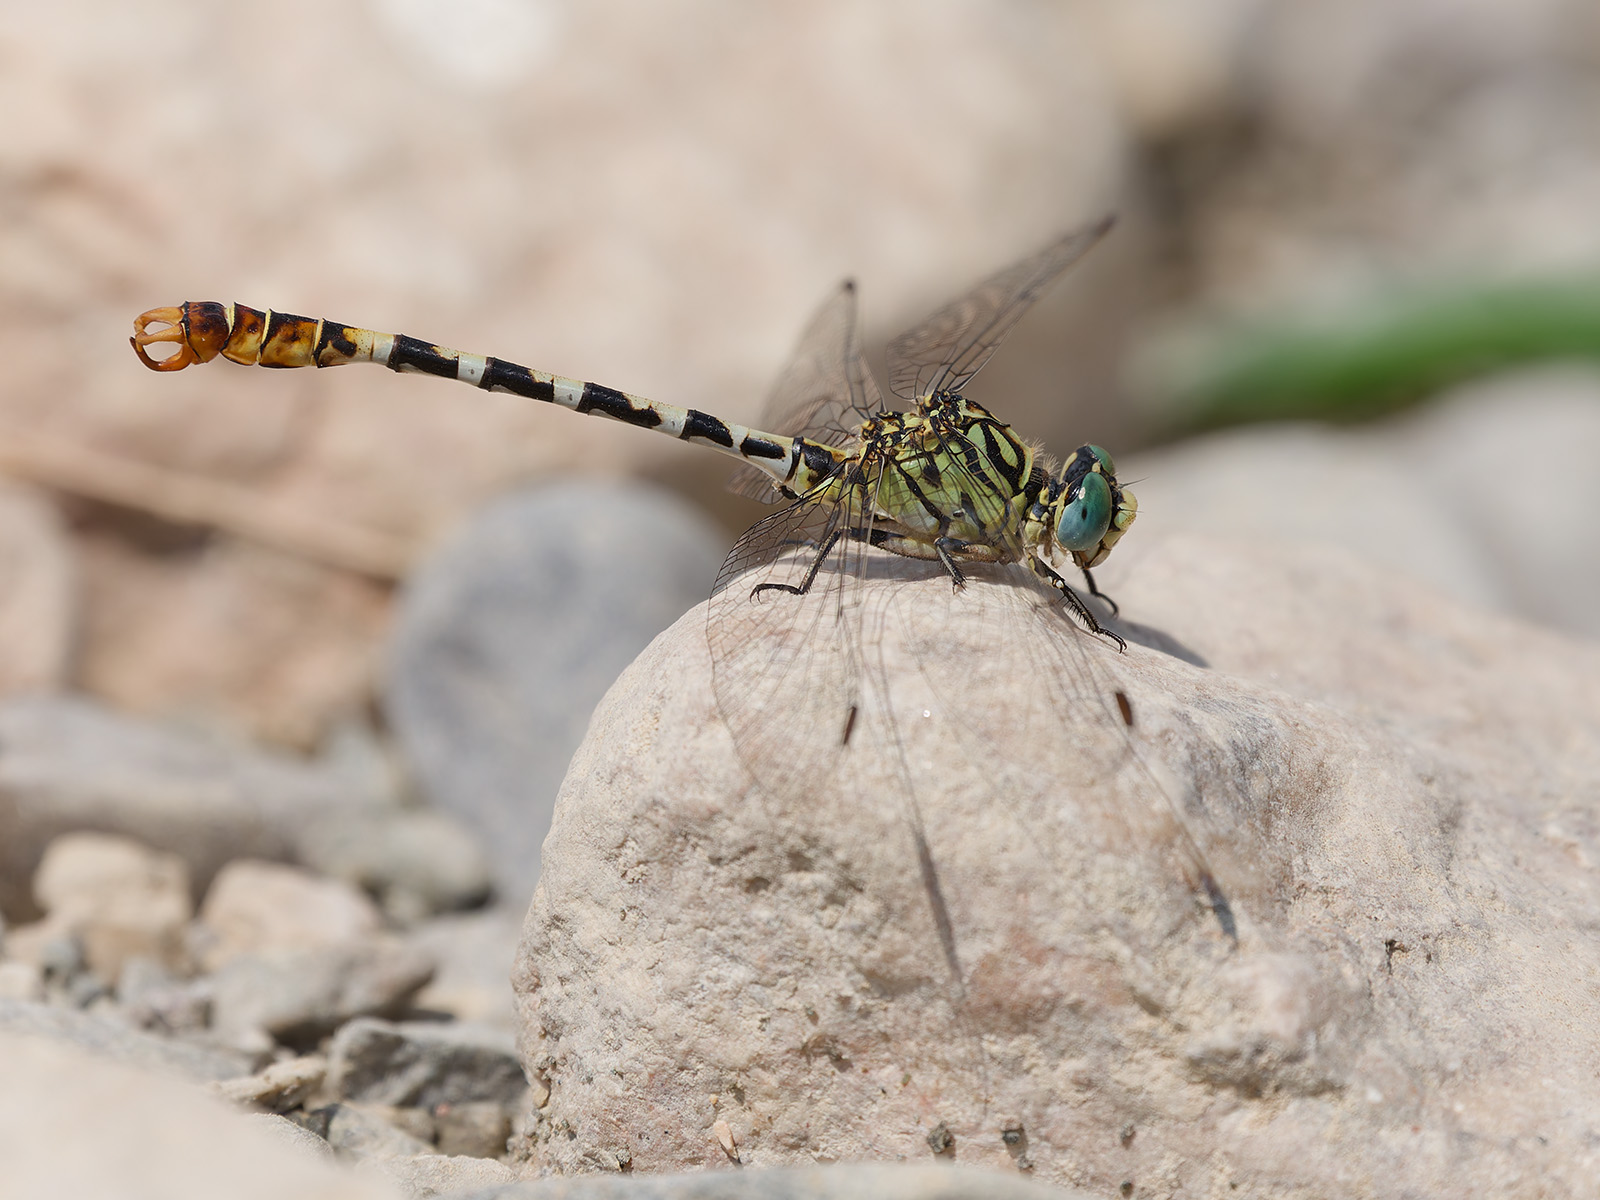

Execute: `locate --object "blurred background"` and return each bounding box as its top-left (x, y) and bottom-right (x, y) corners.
top-left (2, 0), bottom-right (1599, 945)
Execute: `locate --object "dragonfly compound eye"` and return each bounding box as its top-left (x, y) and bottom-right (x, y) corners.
top-left (1085, 444), bottom-right (1116, 476)
top-left (1055, 469), bottom-right (1112, 553)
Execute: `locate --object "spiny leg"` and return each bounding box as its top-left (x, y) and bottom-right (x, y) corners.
top-left (1031, 555), bottom-right (1126, 651)
top-left (752, 527), bottom-right (843, 599)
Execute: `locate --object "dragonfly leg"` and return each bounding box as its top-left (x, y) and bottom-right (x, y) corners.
top-left (1030, 555), bottom-right (1126, 652)
top-left (752, 528), bottom-right (843, 599)
top-left (933, 538), bottom-right (969, 591)
top-left (1080, 565), bottom-right (1119, 616)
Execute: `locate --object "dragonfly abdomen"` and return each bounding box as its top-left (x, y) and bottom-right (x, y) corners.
top-left (130, 300), bottom-right (833, 490)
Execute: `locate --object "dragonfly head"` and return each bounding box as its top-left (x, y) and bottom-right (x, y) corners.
top-left (1048, 445), bottom-right (1137, 569)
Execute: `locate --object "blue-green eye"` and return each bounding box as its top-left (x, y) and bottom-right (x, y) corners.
top-left (1086, 444), bottom-right (1115, 475)
top-left (1056, 469), bottom-right (1112, 552)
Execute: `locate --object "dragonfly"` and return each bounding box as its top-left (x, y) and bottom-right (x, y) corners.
top-left (131, 219), bottom-right (1241, 1170)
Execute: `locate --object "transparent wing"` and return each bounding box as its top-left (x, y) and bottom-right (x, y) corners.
top-left (727, 282), bottom-right (888, 502)
top-left (883, 559), bottom-right (1275, 931)
top-left (708, 464), bottom-right (883, 804)
top-left (886, 217), bottom-right (1113, 401)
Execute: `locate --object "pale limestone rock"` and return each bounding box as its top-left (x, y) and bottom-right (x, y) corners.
top-left (0, 1031), bottom-right (398, 1199)
top-left (213, 1054), bottom-right (329, 1114)
top-left (29, 831), bottom-right (192, 981)
top-left (513, 533), bottom-right (1600, 1196)
top-left (196, 859), bottom-right (383, 971)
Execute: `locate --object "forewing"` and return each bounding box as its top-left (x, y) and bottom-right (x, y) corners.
top-left (886, 217), bottom-right (1113, 401)
top-left (727, 282), bottom-right (887, 501)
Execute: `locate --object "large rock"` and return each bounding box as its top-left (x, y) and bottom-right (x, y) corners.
top-left (0, 1031), bottom-right (400, 1200)
top-left (512, 533), bottom-right (1600, 1196)
top-left (385, 481), bottom-right (727, 902)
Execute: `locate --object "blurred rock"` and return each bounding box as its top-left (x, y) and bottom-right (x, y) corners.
top-left (28, 831), bottom-right (192, 981)
top-left (372, 1153), bottom-right (518, 1197)
top-left (1156, 0), bottom-right (1600, 310)
top-left (1124, 364), bottom-right (1600, 639)
top-left (385, 481), bottom-right (727, 903)
top-left (1402, 366), bottom-right (1600, 639)
top-left (0, 694), bottom-right (393, 923)
top-left (0, 996), bottom-right (253, 1081)
top-left (514, 534), bottom-right (1599, 1195)
top-left (459, 1165), bottom-right (1091, 1200)
top-left (296, 809), bottom-right (494, 923)
top-left (328, 1017), bottom-right (527, 1110)
top-left (0, 1032), bottom-right (400, 1200)
top-left (214, 1054), bottom-right (328, 1114)
top-left (117, 955), bottom-right (211, 1034)
top-left (248, 1111), bottom-right (337, 1161)
top-left (0, 481), bottom-right (74, 697)
top-left (209, 940), bottom-right (435, 1046)
top-left (319, 1101), bottom-right (434, 1162)
top-left (0, 959), bottom-right (45, 1002)
top-left (195, 859), bottom-right (384, 971)
top-left (405, 907), bottom-right (523, 1030)
top-left (76, 535), bottom-right (390, 749)
top-left (433, 1100), bottom-right (513, 1160)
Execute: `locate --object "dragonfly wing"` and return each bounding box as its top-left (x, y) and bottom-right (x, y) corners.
top-left (727, 282), bottom-right (887, 502)
top-left (887, 559), bottom-right (1272, 929)
top-left (708, 470), bottom-right (880, 804)
top-left (886, 217), bottom-right (1114, 402)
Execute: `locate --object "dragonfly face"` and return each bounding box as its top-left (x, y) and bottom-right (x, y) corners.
top-left (1046, 444), bottom-right (1137, 569)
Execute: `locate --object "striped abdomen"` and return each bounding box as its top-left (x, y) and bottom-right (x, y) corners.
top-left (130, 301), bottom-right (845, 493)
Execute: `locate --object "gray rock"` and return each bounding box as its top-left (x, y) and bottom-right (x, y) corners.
top-left (297, 809), bottom-right (495, 923)
top-left (377, 1153), bottom-right (517, 1197)
top-left (448, 1164), bottom-right (1091, 1200)
top-left (117, 955), bottom-right (211, 1034)
top-left (0, 694), bottom-right (393, 923)
top-left (329, 1016), bottom-right (527, 1109)
top-left (0, 996), bottom-right (254, 1081)
top-left (210, 941), bottom-right (435, 1045)
top-left (512, 533), bottom-right (1600, 1196)
top-left (320, 1101), bottom-right (435, 1161)
top-left (384, 481), bottom-right (727, 904)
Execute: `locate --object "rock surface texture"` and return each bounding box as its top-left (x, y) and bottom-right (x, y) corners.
top-left (514, 532), bottom-right (1600, 1197)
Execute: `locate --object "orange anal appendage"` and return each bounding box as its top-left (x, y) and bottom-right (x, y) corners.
top-left (130, 307), bottom-right (201, 371)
